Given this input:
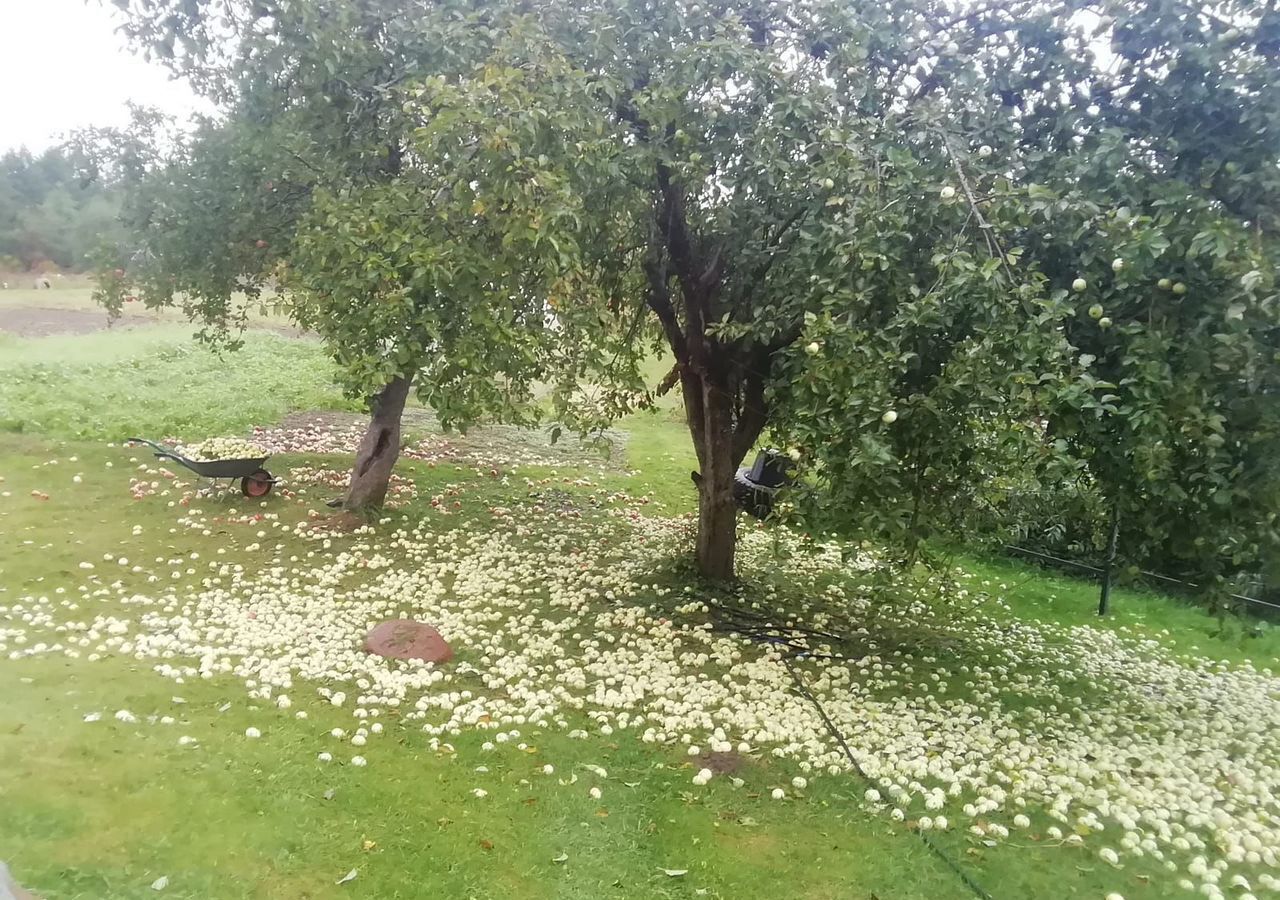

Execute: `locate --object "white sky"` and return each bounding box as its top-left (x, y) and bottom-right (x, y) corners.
top-left (0, 0), bottom-right (206, 154)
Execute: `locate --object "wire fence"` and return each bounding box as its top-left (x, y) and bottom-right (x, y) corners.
top-left (1001, 544), bottom-right (1280, 614)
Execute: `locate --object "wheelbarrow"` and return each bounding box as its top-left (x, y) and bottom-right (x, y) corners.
top-left (127, 437), bottom-right (277, 497)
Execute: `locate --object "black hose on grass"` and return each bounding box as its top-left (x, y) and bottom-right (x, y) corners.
top-left (778, 653), bottom-right (997, 900)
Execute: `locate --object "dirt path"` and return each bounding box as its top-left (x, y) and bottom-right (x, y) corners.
top-left (0, 305), bottom-right (304, 338)
top-left (0, 306), bottom-right (140, 337)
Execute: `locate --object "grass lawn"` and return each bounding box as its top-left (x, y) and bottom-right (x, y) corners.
top-left (2, 324), bottom-right (1278, 899)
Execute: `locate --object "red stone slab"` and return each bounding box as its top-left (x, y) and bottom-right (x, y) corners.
top-left (363, 619), bottom-right (452, 663)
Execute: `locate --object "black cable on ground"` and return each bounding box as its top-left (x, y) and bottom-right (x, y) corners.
top-left (779, 654), bottom-right (997, 900)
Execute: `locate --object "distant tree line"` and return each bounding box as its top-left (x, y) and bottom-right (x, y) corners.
top-left (0, 144), bottom-right (127, 273)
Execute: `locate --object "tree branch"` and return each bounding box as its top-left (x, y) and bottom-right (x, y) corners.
top-left (642, 252), bottom-right (687, 363)
top-left (937, 130), bottom-right (1015, 280)
top-left (656, 363), bottom-right (680, 396)
top-left (732, 364), bottom-right (769, 467)
top-left (655, 162), bottom-right (704, 311)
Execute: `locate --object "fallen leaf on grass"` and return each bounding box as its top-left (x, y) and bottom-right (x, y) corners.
top-left (323, 788), bottom-right (336, 800)
top-left (552, 853), bottom-right (569, 864)
top-left (479, 839), bottom-right (494, 851)
top-left (361, 839), bottom-right (377, 851)
top-left (660, 869), bottom-right (688, 877)
top-left (150, 875), bottom-right (169, 891)
top-left (335, 869), bottom-right (358, 885)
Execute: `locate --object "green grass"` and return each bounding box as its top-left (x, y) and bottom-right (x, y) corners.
top-left (956, 553), bottom-right (1280, 666)
top-left (0, 327), bottom-right (357, 441)
top-left (0, 438), bottom-right (967, 900)
top-left (1, 326), bottom-right (1278, 899)
top-left (0, 324), bottom-right (208, 367)
top-left (1, 435), bottom-right (1184, 900)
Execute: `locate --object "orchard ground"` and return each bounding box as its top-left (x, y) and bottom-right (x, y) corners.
top-left (2, 310), bottom-right (1279, 899)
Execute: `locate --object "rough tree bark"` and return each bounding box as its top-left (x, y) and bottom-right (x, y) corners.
top-left (645, 172), bottom-right (772, 579)
top-left (344, 374), bottom-right (413, 510)
top-left (689, 372), bottom-right (741, 579)
top-left (622, 103), bottom-right (784, 579)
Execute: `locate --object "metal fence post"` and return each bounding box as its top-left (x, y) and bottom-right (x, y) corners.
top-left (1099, 503), bottom-right (1120, 616)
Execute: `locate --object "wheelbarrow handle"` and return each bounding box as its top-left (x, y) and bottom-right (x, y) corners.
top-left (126, 437), bottom-right (192, 466)
top-left (127, 437), bottom-right (168, 454)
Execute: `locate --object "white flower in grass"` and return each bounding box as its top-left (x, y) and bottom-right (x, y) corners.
top-left (771, 788), bottom-right (786, 800)
top-left (890, 808), bottom-right (905, 822)
top-left (864, 788), bottom-right (880, 803)
top-left (471, 788), bottom-right (488, 798)
top-left (350, 755), bottom-right (367, 767)
top-left (115, 709), bottom-right (137, 723)
top-left (791, 776), bottom-right (807, 790)
top-left (589, 787), bottom-right (602, 800)
top-left (1013, 814), bottom-right (1031, 828)
top-left (318, 752), bottom-right (333, 762)
top-left (542, 765), bottom-right (555, 775)
top-left (351, 735), bottom-right (366, 747)
top-left (1099, 848), bottom-right (1120, 866)
top-left (244, 727), bottom-right (261, 738)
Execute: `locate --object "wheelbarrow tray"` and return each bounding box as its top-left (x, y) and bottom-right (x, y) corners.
top-left (128, 437), bottom-right (270, 478)
top-left (178, 456), bottom-right (271, 478)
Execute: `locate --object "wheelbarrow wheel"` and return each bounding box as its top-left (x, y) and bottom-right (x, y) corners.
top-left (241, 469), bottom-right (273, 498)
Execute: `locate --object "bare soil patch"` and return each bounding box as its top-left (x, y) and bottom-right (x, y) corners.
top-left (0, 305), bottom-right (305, 338)
top-left (0, 306), bottom-right (130, 337)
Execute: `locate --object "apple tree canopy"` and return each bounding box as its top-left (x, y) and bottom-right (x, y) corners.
top-left (98, 0), bottom-right (1279, 581)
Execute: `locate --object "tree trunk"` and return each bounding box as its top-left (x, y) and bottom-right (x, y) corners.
top-left (687, 369), bottom-right (741, 580)
top-left (695, 445), bottom-right (738, 579)
top-left (344, 374), bottom-right (413, 510)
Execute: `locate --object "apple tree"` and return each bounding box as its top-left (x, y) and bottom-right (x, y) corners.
top-left (405, 0), bottom-right (1278, 581)
top-left (100, 0), bottom-right (1279, 583)
top-left (95, 0), bottom-right (611, 508)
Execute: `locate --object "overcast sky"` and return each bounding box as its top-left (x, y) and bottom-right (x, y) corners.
top-left (0, 0), bottom-right (205, 154)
